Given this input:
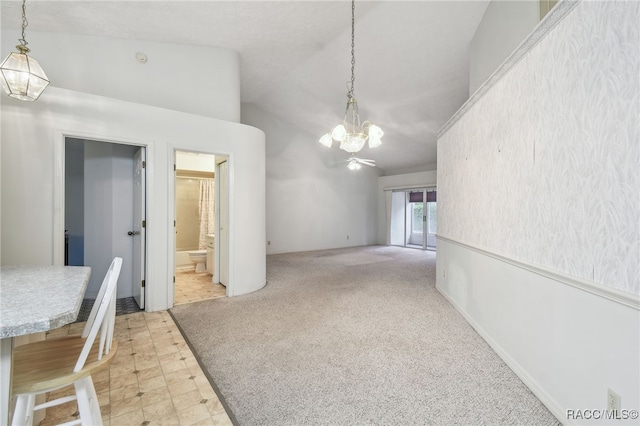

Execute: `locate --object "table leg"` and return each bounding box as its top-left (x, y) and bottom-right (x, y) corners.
top-left (0, 337), bottom-right (12, 426)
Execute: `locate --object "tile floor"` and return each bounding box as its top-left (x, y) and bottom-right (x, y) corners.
top-left (174, 270), bottom-right (226, 305)
top-left (39, 311), bottom-right (232, 425)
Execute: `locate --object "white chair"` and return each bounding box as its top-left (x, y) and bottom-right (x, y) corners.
top-left (11, 257), bottom-right (122, 426)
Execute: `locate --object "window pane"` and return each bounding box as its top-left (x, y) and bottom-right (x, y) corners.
top-left (412, 203), bottom-right (423, 233)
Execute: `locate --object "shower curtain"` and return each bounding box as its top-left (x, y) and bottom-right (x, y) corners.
top-left (198, 179), bottom-right (215, 250)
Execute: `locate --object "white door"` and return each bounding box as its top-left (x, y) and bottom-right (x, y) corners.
top-left (132, 148), bottom-right (146, 308)
top-left (219, 160), bottom-right (229, 287)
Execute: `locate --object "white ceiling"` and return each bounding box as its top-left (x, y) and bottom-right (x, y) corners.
top-left (1, 1), bottom-right (489, 174)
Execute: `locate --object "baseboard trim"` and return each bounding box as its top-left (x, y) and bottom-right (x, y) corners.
top-left (175, 265), bottom-right (195, 271)
top-left (437, 236), bottom-right (640, 310)
top-left (436, 284), bottom-right (571, 425)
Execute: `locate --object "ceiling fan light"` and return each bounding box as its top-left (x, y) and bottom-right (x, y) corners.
top-left (347, 160), bottom-right (361, 171)
top-left (0, 52), bottom-right (49, 101)
top-left (319, 133), bottom-right (333, 148)
top-left (331, 124), bottom-right (347, 142)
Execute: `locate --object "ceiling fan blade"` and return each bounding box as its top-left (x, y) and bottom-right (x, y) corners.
top-left (356, 159), bottom-right (376, 166)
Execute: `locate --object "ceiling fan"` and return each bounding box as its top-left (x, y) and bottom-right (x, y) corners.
top-left (345, 155), bottom-right (376, 170)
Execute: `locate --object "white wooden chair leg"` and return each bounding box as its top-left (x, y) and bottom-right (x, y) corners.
top-left (11, 394), bottom-right (35, 426)
top-left (25, 395), bottom-right (35, 426)
top-left (74, 378), bottom-right (98, 426)
top-left (85, 377), bottom-right (103, 425)
top-left (10, 395), bottom-right (27, 426)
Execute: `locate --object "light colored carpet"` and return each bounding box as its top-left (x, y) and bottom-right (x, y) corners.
top-left (170, 245), bottom-right (560, 426)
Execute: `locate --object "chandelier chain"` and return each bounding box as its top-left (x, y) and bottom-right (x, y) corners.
top-left (349, 0), bottom-right (355, 99)
top-left (18, 0), bottom-right (29, 51)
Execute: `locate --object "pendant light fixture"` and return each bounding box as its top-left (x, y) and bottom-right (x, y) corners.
top-left (319, 0), bottom-right (383, 155)
top-left (0, 0), bottom-right (49, 101)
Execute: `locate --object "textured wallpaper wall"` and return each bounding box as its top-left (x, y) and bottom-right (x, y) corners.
top-left (437, 0), bottom-right (639, 295)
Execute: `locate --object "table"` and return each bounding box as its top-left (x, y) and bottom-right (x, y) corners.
top-left (0, 265), bottom-right (90, 426)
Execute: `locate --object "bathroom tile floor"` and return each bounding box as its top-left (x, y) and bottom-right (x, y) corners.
top-left (174, 270), bottom-right (226, 305)
top-left (39, 310), bottom-right (233, 426)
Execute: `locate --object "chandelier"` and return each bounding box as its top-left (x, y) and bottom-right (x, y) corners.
top-left (319, 0), bottom-right (383, 155)
top-left (0, 0), bottom-right (49, 101)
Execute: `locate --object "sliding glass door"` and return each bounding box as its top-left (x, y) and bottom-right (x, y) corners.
top-left (388, 188), bottom-right (436, 251)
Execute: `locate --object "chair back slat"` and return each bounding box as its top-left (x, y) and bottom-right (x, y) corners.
top-left (74, 257), bottom-right (122, 372)
top-left (81, 260), bottom-right (114, 338)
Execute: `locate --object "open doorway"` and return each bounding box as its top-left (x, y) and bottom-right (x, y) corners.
top-left (389, 188), bottom-right (437, 251)
top-left (64, 137), bottom-right (147, 315)
top-left (173, 150), bottom-right (229, 305)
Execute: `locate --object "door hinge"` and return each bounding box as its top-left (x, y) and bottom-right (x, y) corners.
top-left (173, 276), bottom-right (175, 283)
top-left (174, 164), bottom-right (176, 171)
top-left (174, 220), bottom-right (176, 227)
top-left (423, 216), bottom-right (427, 222)
top-left (142, 220), bottom-right (146, 228)
top-left (142, 161), bottom-right (146, 169)
top-left (141, 279), bottom-right (145, 288)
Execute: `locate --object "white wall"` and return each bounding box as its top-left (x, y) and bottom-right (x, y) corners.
top-left (1, 30), bottom-right (241, 122)
top-left (438, 1), bottom-right (639, 423)
top-left (469, 0), bottom-right (539, 95)
top-left (1, 86), bottom-right (266, 310)
top-left (242, 103), bottom-right (381, 255)
top-left (377, 170), bottom-right (437, 244)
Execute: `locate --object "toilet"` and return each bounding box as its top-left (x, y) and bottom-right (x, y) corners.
top-left (188, 250), bottom-right (207, 273)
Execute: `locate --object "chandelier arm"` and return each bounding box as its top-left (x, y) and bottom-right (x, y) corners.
top-left (343, 98), bottom-right (350, 122)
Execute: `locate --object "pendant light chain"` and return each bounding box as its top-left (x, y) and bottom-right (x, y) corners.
top-left (347, 0), bottom-right (359, 122)
top-left (18, 0), bottom-right (30, 53)
top-left (349, 0), bottom-right (356, 99)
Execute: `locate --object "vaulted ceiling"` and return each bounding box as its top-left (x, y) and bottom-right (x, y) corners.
top-left (1, 1), bottom-right (489, 174)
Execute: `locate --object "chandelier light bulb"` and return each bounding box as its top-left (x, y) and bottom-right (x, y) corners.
top-left (368, 136), bottom-right (382, 149)
top-left (331, 124), bottom-right (347, 142)
top-left (368, 124), bottom-right (383, 148)
top-left (319, 133), bottom-right (333, 148)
